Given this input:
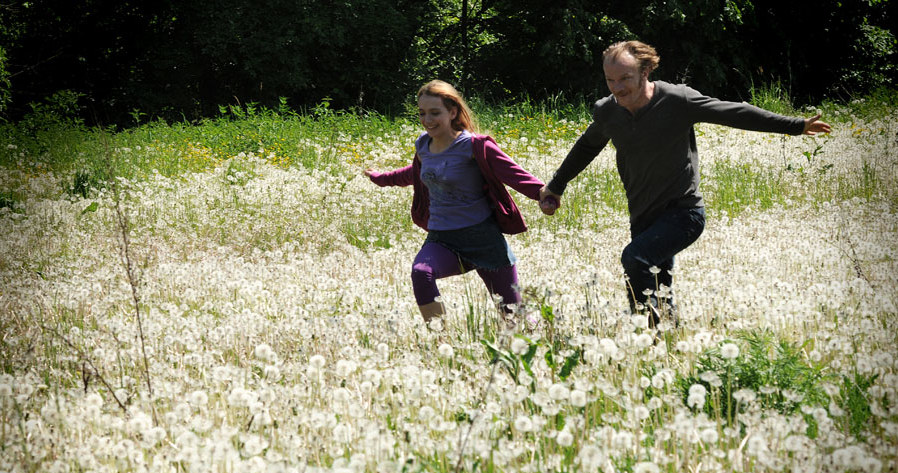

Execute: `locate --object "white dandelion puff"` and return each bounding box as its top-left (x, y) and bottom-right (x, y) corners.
top-left (549, 383), bottom-right (570, 401)
top-left (189, 390), bottom-right (208, 407)
top-left (556, 429), bottom-right (574, 447)
top-left (720, 342), bottom-right (739, 360)
top-left (700, 428), bottom-right (719, 444)
top-left (253, 343), bottom-right (277, 363)
top-left (634, 461), bottom-right (660, 473)
top-left (511, 337), bottom-right (530, 355)
top-left (513, 415), bottom-right (534, 432)
top-left (437, 343), bottom-right (454, 358)
top-left (570, 389), bottom-right (587, 408)
top-left (733, 388), bottom-right (756, 404)
top-left (309, 354), bottom-right (326, 369)
top-left (335, 359), bottom-right (357, 378)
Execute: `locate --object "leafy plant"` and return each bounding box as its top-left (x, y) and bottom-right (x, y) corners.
top-left (841, 372), bottom-right (878, 441)
top-left (676, 329), bottom-right (831, 427)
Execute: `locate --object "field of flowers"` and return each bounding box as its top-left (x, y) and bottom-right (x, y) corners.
top-left (1, 102), bottom-right (897, 472)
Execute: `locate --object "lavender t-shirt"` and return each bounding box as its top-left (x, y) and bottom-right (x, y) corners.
top-left (417, 131), bottom-right (492, 230)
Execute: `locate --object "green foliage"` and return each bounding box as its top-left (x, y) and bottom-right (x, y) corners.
top-left (750, 80), bottom-right (796, 115)
top-left (0, 190), bottom-right (23, 213)
top-left (675, 329), bottom-right (830, 427)
top-left (481, 297), bottom-right (582, 392)
top-left (705, 162), bottom-right (788, 215)
top-left (0, 46), bottom-right (10, 115)
top-left (3, 0), bottom-right (895, 124)
top-left (841, 372), bottom-right (877, 440)
top-left (69, 167), bottom-right (111, 199)
top-left (819, 87), bottom-right (898, 122)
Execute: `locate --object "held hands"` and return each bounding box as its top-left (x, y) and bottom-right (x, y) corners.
top-left (538, 186), bottom-right (562, 215)
top-left (803, 114), bottom-right (832, 136)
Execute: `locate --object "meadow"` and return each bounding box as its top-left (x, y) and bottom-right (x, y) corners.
top-left (0, 93), bottom-right (896, 472)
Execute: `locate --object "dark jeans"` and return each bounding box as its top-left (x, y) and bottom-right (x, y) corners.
top-left (621, 206), bottom-right (705, 312)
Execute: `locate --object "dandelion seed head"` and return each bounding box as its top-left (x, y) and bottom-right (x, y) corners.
top-left (264, 365), bottom-right (281, 379)
top-left (600, 338), bottom-right (618, 357)
top-left (612, 430), bottom-right (635, 450)
top-left (700, 428), bottom-right (719, 444)
top-left (333, 387), bottom-right (352, 404)
top-left (570, 389), bottom-right (587, 407)
top-left (549, 383), bottom-right (570, 401)
top-left (720, 342), bottom-right (739, 359)
top-left (335, 359), bottom-right (357, 378)
top-left (556, 429), bottom-right (574, 447)
top-left (227, 387), bottom-right (256, 408)
top-left (513, 415), bottom-right (533, 432)
top-left (689, 384), bottom-right (707, 398)
top-left (699, 371), bottom-right (722, 387)
top-left (635, 333), bottom-right (654, 348)
top-left (189, 390), bottom-right (208, 407)
top-left (733, 388), bottom-right (756, 404)
top-left (437, 343), bottom-right (454, 358)
top-left (578, 445), bottom-right (606, 470)
top-left (511, 337), bottom-right (529, 355)
top-left (633, 405), bottom-right (650, 421)
top-left (634, 461), bottom-right (660, 473)
top-left (309, 354), bottom-right (326, 369)
top-left (253, 343), bottom-right (277, 363)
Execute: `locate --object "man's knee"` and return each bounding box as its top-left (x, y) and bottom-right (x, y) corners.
top-left (621, 245), bottom-right (645, 273)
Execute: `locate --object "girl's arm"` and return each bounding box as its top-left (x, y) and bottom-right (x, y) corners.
top-left (481, 138), bottom-right (544, 200)
top-left (363, 163), bottom-right (416, 187)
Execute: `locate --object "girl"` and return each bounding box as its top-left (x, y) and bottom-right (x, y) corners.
top-left (364, 80), bottom-right (547, 328)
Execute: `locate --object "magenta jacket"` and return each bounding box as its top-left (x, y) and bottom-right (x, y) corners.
top-left (367, 134), bottom-right (545, 234)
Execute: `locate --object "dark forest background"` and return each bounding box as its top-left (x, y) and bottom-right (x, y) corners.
top-left (1, 0), bottom-right (895, 126)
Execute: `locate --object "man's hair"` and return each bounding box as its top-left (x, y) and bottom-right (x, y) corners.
top-left (603, 41), bottom-right (660, 74)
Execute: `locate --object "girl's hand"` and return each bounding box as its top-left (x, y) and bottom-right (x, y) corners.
top-left (363, 168), bottom-right (379, 179)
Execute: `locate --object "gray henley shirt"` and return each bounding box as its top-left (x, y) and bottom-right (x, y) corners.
top-left (547, 80), bottom-right (806, 231)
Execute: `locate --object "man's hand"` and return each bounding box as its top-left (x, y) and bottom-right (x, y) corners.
top-left (538, 186), bottom-right (562, 215)
top-left (803, 114), bottom-right (832, 136)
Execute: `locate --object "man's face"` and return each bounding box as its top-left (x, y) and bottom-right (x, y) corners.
top-left (603, 52), bottom-right (649, 112)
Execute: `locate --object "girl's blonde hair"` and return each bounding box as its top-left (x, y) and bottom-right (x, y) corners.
top-left (417, 80), bottom-right (479, 133)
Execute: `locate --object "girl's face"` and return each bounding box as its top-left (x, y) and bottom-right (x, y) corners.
top-left (418, 94), bottom-right (457, 140)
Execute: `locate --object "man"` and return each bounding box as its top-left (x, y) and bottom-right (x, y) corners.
top-left (539, 40), bottom-right (831, 326)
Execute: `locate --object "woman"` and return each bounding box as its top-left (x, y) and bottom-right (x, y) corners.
top-left (364, 80), bottom-right (546, 329)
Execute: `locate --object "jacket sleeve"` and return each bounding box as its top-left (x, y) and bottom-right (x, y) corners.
top-left (481, 138), bottom-right (545, 201)
top-left (367, 163), bottom-right (416, 187)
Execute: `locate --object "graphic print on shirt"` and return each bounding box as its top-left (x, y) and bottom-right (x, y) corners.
top-left (420, 158), bottom-right (482, 203)
top-left (416, 131), bottom-right (492, 230)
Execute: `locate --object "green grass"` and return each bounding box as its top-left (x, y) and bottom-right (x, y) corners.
top-left (750, 80), bottom-right (797, 115)
top-left (1, 89), bottom-right (895, 220)
top-left (675, 329), bottom-right (830, 428)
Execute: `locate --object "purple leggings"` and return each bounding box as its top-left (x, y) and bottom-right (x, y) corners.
top-left (411, 242), bottom-right (521, 309)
